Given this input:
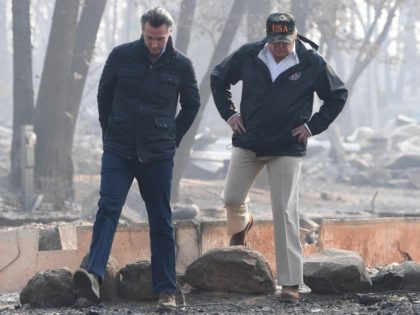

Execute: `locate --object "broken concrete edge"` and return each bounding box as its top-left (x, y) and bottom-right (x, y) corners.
top-left (319, 217), bottom-right (420, 267)
top-left (4, 216), bottom-right (420, 294)
top-left (320, 217), bottom-right (420, 225)
top-left (0, 219), bottom-right (293, 293)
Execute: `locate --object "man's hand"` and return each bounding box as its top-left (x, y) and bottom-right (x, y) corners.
top-left (227, 114), bottom-right (246, 135)
top-left (292, 125), bottom-right (311, 144)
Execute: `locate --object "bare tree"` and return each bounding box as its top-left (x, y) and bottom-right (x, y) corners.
top-left (33, 0), bottom-right (80, 206)
top-left (171, 0), bottom-right (247, 202)
top-left (346, 0), bottom-right (401, 92)
top-left (175, 0), bottom-right (197, 54)
top-left (60, 0), bottom-right (107, 200)
top-left (10, 0), bottom-right (35, 187)
top-left (171, 0), bottom-right (198, 202)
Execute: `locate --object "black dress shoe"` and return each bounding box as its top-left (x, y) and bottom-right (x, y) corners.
top-left (73, 268), bottom-right (100, 303)
top-left (229, 215), bottom-right (253, 246)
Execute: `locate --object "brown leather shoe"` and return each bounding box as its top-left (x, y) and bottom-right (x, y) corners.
top-left (280, 285), bottom-right (300, 303)
top-left (229, 215), bottom-right (253, 246)
top-left (157, 292), bottom-right (176, 311)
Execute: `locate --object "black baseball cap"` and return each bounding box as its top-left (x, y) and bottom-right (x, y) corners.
top-left (266, 13), bottom-right (296, 43)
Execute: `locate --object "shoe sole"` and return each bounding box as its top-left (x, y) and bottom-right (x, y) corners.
top-left (73, 270), bottom-right (99, 303)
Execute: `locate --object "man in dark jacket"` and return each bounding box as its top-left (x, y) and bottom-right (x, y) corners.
top-left (73, 7), bottom-right (200, 311)
top-left (211, 13), bottom-right (347, 302)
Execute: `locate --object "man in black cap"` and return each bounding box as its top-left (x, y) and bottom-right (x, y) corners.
top-left (72, 7), bottom-right (200, 311)
top-left (211, 13), bottom-right (347, 302)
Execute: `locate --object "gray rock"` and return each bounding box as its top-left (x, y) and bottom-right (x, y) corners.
top-left (80, 253), bottom-right (119, 301)
top-left (398, 261), bottom-right (420, 291)
top-left (350, 172), bottom-right (371, 186)
top-left (303, 249), bottom-right (372, 293)
top-left (185, 247), bottom-right (275, 294)
top-left (172, 203), bottom-right (200, 220)
top-left (386, 155), bottom-right (420, 169)
top-left (118, 261), bottom-right (157, 301)
top-left (371, 264), bottom-right (404, 291)
top-left (372, 261), bottom-right (420, 292)
top-left (351, 168), bottom-right (392, 186)
top-left (20, 268), bottom-right (76, 307)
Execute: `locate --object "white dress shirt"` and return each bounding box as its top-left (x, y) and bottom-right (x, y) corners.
top-left (258, 43), bottom-right (299, 81)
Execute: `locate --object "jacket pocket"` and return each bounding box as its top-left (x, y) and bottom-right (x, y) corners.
top-left (154, 116), bottom-right (171, 129)
top-left (138, 116), bottom-right (175, 143)
top-left (105, 112), bottom-right (136, 144)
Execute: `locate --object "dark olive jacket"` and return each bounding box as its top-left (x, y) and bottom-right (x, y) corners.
top-left (211, 38), bottom-right (348, 157)
top-left (98, 36), bottom-right (200, 162)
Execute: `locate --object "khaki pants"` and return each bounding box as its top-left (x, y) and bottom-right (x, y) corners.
top-left (223, 147), bottom-right (303, 285)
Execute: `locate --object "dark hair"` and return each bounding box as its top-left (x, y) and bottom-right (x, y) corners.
top-left (141, 7), bottom-right (174, 30)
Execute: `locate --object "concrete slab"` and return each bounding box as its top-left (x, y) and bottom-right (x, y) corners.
top-left (76, 224), bottom-right (151, 269)
top-left (319, 217), bottom-right (420, 266)
top-left (36, 250), bottom-right (80, 272)
top-left (201, 220), bottom-right (228, 252)
top-left (58, 225), bottom-right (77, 250)
top-left (1, 218), bottom-right (351, 294)
top-left (0, 229), bottom-right (39, 293)
top-left (111, 223), bottom-right (151, 267)
top-left (174, 220), bottom-right (200, 272)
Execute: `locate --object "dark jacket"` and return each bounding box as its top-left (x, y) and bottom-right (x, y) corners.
top-left (210, 38), bottom-right (348, 157)
top-left (98, 36), bottom-right (200, 162)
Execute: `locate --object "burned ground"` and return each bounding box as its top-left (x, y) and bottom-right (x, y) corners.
top-left (2, 286), bottom-right (420, 315)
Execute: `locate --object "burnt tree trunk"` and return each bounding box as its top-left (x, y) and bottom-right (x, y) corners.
top-left (11, 0), bottom-right (35, 187)
top-left (34, 0), bottom-right (80, 207)
top-left (171, 0), bottom-right (246, 203)
top-left (171, 0), bottom-right (197, 202)
top-left (175, 0), bottom-right (196, 54)
top-left (64, 0), bottom-right (107, 177)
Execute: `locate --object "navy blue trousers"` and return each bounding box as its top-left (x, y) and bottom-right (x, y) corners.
top-left (87, 151), bottom-right (176, 293)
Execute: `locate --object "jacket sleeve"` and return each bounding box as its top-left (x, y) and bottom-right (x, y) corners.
top-left (307, 56), bottom-right (348, 135)
top-left (210, 47), bottom-right (244, 121)
top-left (97, 48), bottom-right (118, 133)
top-left (175, 59), bottom-right (201, 146)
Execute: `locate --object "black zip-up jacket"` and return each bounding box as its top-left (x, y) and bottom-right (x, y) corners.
top-left (211, 38), bottom-right (348, 157)
top-left (98, 36), bottom-right (200, 162)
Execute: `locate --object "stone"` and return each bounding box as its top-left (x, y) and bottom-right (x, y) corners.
top-left (80, 253), bottom-right (119, 301)
top-left (19, 268), bottom-right (75, 307)
top-left (185, 247), bottom-right (275, 294)
top-left (117, 261), bottom-right (157, 301)
top-left (398, 261), bottom-right (420, 291)
top-left (371, 264), bottom-right (404, 291)
top-left (303, 248), bottom-right (372, 293)
top-left (386, 154), bottom-right (420, 169)
top-left (172, 203), bottom-right (200, 221)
